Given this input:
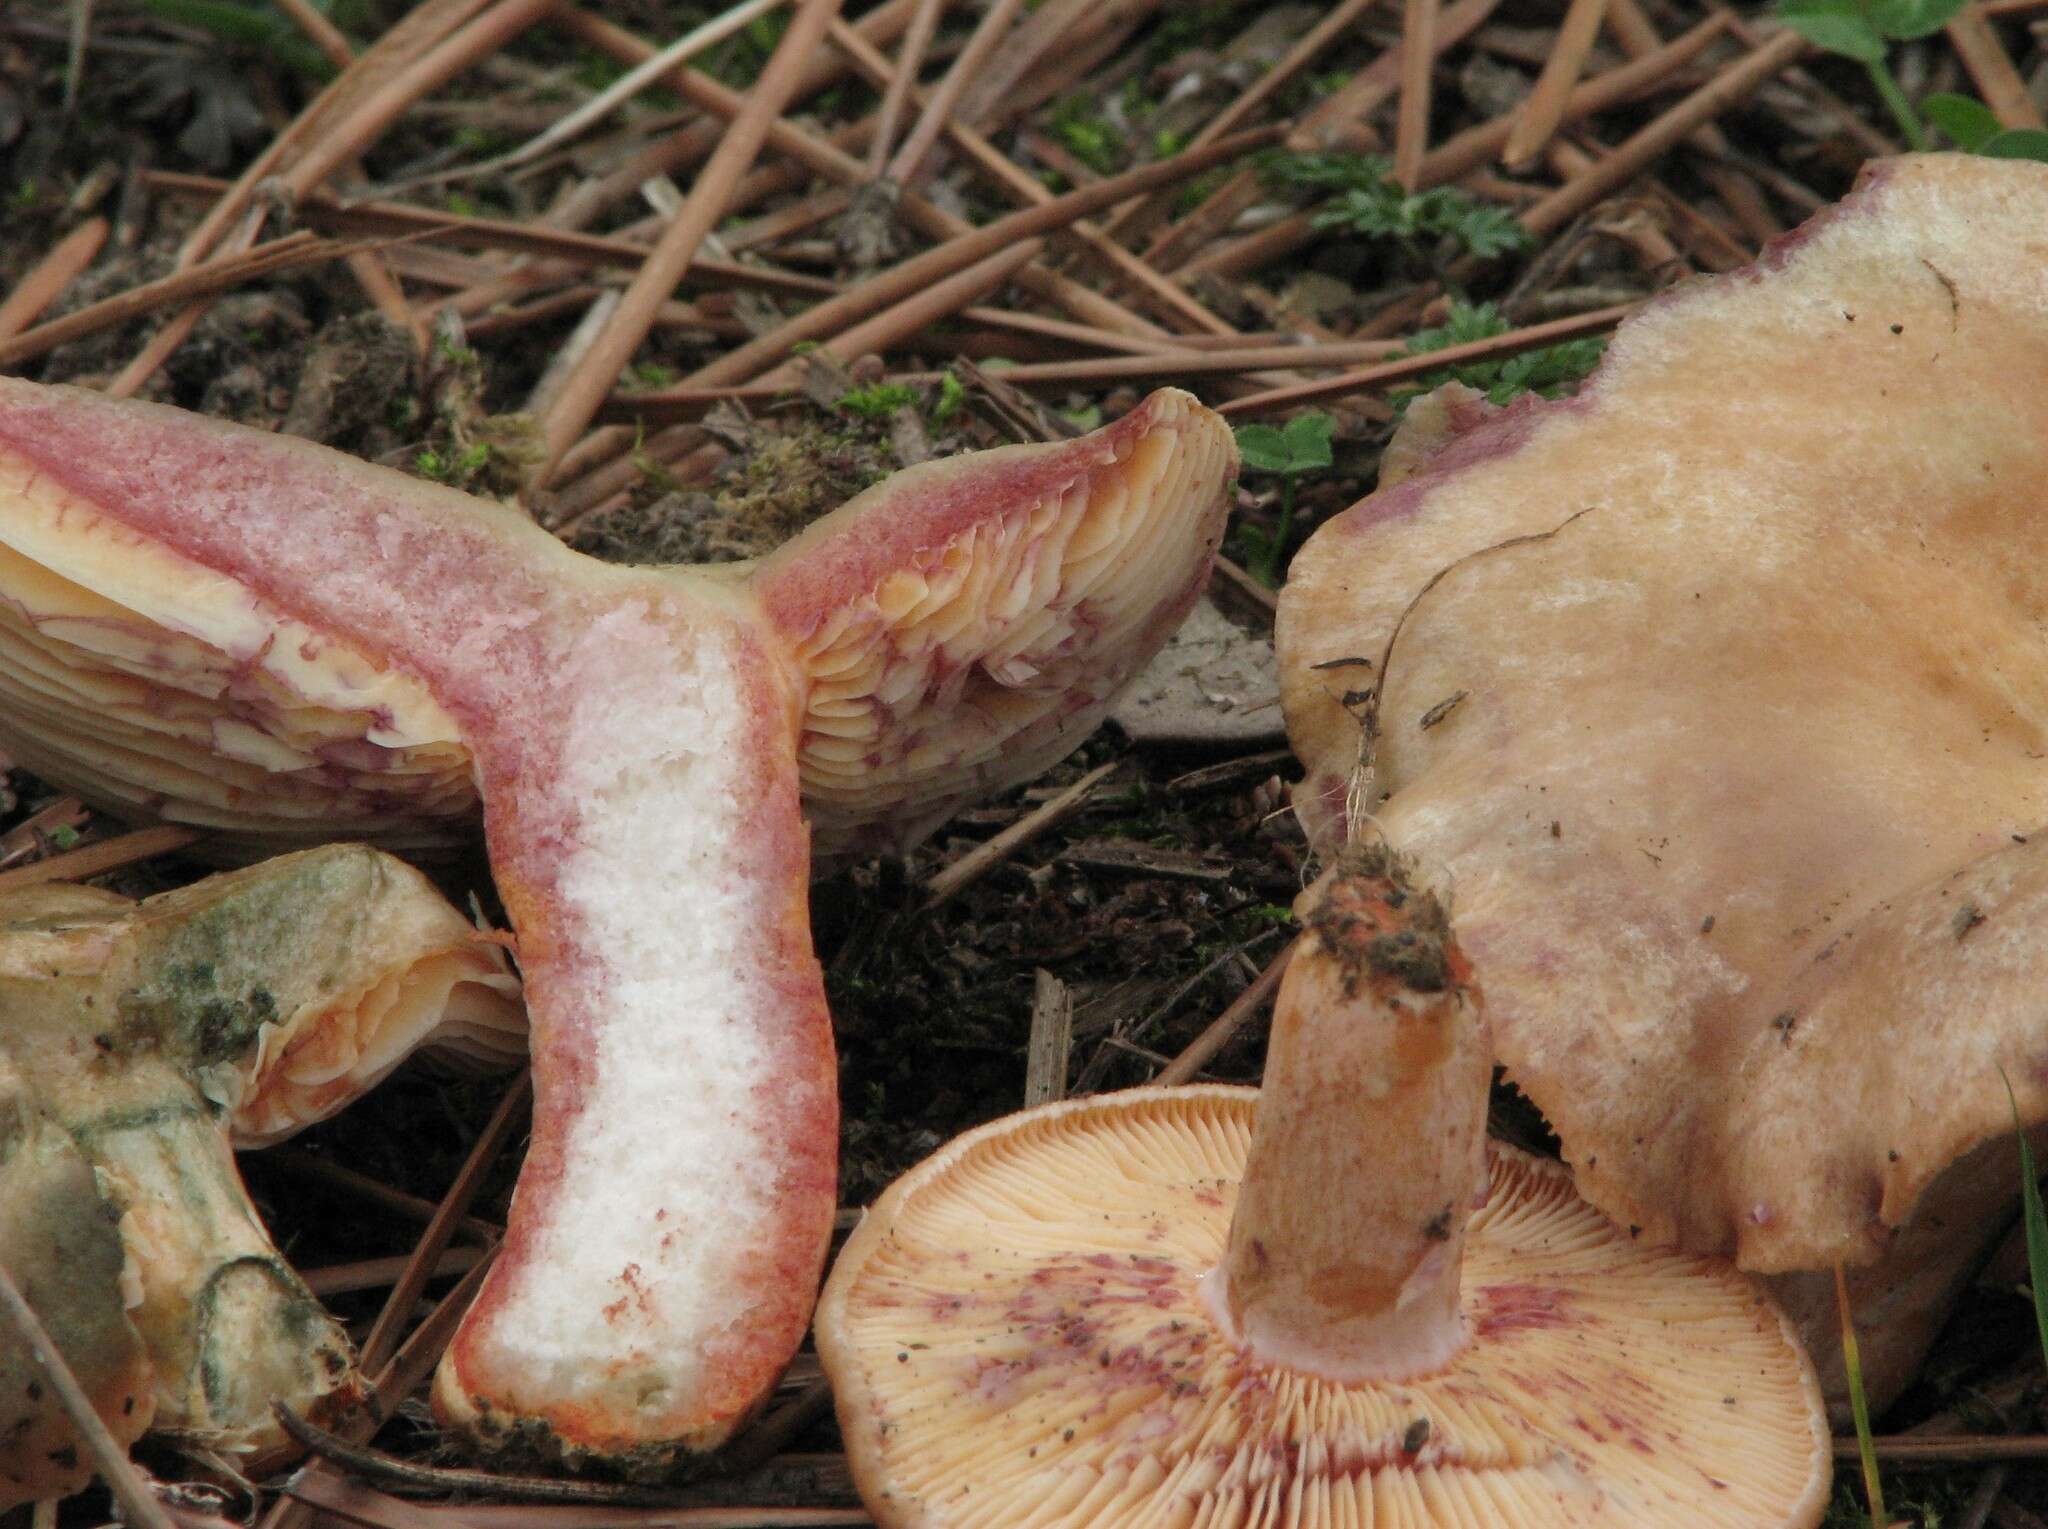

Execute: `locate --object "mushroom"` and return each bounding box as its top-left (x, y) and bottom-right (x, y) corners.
top-left (0, 1049), bottom-right (154, 1509)
top-left (0, 384), bottom-right (1234, 1465)
top-left (1276, 154), bottom-right (2048, 1409)
top-left (817, 847), bottom-right (1830, 1527)
top-left (0, 843), bottom-right (522, 1468)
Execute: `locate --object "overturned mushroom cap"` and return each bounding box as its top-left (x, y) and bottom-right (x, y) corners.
top-left (0, 844), bottom-right (520, 1466)
top-left (0, 1049), bottom-right (153, 1510)
top-left (0, 382), bottom-right (1233, 1466)
top-left (116, 844), bottom-right (523, 1146)
top-left (818, 1092), bottom-right (1827, 1527)
top-left (1277, 154), bottom-right (2048, 1406)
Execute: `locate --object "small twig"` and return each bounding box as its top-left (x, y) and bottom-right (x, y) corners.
top-left (1155, 937), bottom-right (1297, 1085)
top-left (0, 826), bottom-right (201, 895)
top-left (924, 761), bottom-right (1118, 910)
top-left (1503, 0), bottom-right (1614, 167)
top-left (0, 1261), bottom-right (180, 1529)
top-left (1149, 0), bottom-right (1504, 273)
top-left (1427, 13), bottom-right (1731, 188)
top-left (0, 217), bottom-right (108, 342)
top-left (1024, 970), bottom-right (1075, 1107)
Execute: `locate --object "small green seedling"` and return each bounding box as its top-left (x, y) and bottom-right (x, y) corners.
top-left (836, 383), bottom-right (919, 419)
top-left (1398, 301), bottom-right (1606, 411)
top-left (1262, 153), bottom-right (1531, 262)
top-left (1920, 93), bottom-right (2048, 160)
top-left (1232, 412), bottom-right (1334, 587)
top-left (1776, 0), bottom-right (2048, 159)
top-left (930, 371), bottom-right (967, 425)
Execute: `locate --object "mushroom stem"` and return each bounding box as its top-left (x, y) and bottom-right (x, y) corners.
top-left (1207, 845), bottom-right (1488, 1383)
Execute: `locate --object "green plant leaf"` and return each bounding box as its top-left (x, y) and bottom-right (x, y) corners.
top-left (1232, 423), bottom-right (1293, 474)
top-left (1866, 0), bottom-right (1967, 38)
top-left (1280, 413), bottom-right (1336, 470)
top-left (1775, 1), bottom-right (1888, 61)
top-left (1982, 127), bottom-right (2048, 161)
top-left (1922, 91), bottom-right (2004, 148)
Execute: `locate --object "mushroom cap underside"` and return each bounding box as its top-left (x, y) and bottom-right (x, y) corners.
top-left (817, 1087), bottom-right (1828, 1529)
top-left (1276, 154), bottom-right (2048, 1292)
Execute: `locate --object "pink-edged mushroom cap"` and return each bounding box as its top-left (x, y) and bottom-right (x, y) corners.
top-left (0, 382), bottom-right (1233, 1466)
top-left (1276, 154), bottom-right (2048, 1408)
top-left (817, 849), bottom-right (1829, 1528)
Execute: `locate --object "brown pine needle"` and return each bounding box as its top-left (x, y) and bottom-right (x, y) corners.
top-left (1156, 937), bottom-right (1298, 1085)
top-left (1835, 1436), bottom-right (2048, 1465)
top-left (1520, 28), bottom-right (1807, 238)
top-left (1426, 13), bottom-right (1730, 186)
top-left (110, 0), bottom-right (557, 399)
top-left (865, 0), bottom-right (948, 176)
top-left (1946, 6), bottom-right (2046, 128)
top-left (272, 0), bottom-right (356, 70)
top-left (302, 1247), bottom-right (487, 1298)
top-left (635, 126), bottom-right (1276, 401)
top-left (359, 1070), bottom-right (532, 1374)
top-left (828, 19), bottom-right (1238, 336)
top-left (924, 761), bottom-right (1120, 911)
top-left (884, 0), bottom-right (1028, 186)
top-left (0, 216), bottom-right (107, 342)
top-left (536, 0), bottom-right (839, 475)
top-left (0, 827), bottom-right (203, 895)
top-left (145, 173), bottom-right (841, 300)
top-left (0, 231), bottom-right (340, 371)
top-left (1217, 304), bottom-right (1636, 418)
top-left (752, 239), bottom-right (1044, 387)
top-left (0, 1262), bottom-right (180, 1529)
top-left (1394, 0), bottom-right (1442, 191)
top-left (1503, 0), bottom-right (1614, 167)
top-left (1144, 0), bottom-right (1503, 273)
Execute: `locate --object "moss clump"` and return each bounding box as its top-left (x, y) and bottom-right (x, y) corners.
top-left (572, 415), bottom-right (898, 567)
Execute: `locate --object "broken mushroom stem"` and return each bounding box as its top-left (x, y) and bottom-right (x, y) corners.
top-left (0, 845), bottom-right (522, 1469)
top-left (1204, 843), bottom-right (1486, 1383)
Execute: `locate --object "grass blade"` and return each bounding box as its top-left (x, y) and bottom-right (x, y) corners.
top-left (2001, 1068), bottom-right (2048, 1373)
top-left (1835, 1259), bottom-right (1888, 1529)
